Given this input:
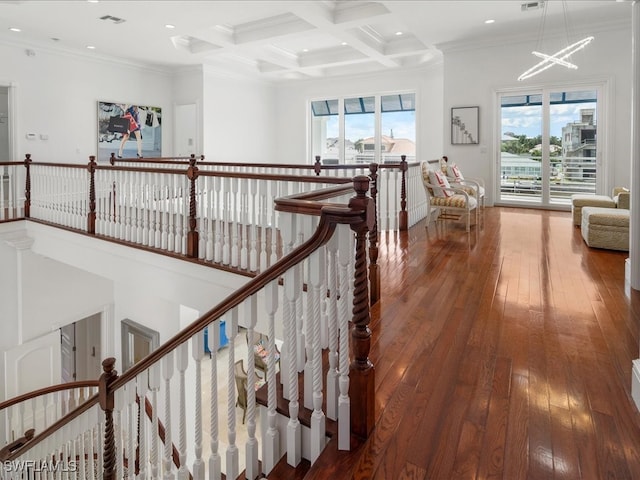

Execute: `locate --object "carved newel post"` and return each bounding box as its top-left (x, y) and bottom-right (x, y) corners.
top-left (399, 155), bottom-right (408, 231)
top-left (314, 155), bottom-right (322, 176)
top-left (186, 155), bottom-right (199, 258)
top-left (349, 175), bottom-right (376, 439)
top-left (99, 358), bottom-right (118, 480)
top-left (24, 154), bottom-right (32, 218)
top-left (87, 155), bottom-right (97, 234)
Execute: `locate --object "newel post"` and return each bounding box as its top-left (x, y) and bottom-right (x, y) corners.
top-left (23, 154), bottom-right (32, 218)
top-left (186, 155), bottom-right (199, 258)
top-left (368, 163), bottom-right (380, 305)
top-left (399, 155), bottom-right (408, 231)
top-left (99, 357), bottom-right (118, 480)
top-left (349, 175), bottom-right (375, 439)
top-left (87, 155), bottom-right (97, 234)
top-left (314, 155), bottom-right (322, 176)
top-left (109, 152), bottom-right (116, 166)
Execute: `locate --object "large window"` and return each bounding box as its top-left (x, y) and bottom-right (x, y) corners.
top-left (311, 92), bottom-right (416, 164)
top-left (498, 87), bottom-right (601, 206)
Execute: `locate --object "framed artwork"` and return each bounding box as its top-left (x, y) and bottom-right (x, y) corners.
top-left (97, 101), bottom-right (162, 162)
top-left (451, 106), bottom-right (479, 145)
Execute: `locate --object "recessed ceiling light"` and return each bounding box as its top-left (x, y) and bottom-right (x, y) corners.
top-left (341, 41), bottom-right (348, 46)
top-left (9, 27), bottom-right (21, 32)
top-left (86, 45), bottom-right (96, 50)
top-left (485, 19), bottom-right (495, 24)
top-left (87, 0), bottom-right (99, 3)
top-left (395, 31), bottom-right (403, 36)
top-left (165, 24), bottom-right (176, 29)
top-left (302, 48), bottom-right (309, 52)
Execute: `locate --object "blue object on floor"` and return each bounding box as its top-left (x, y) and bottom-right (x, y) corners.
top-left (204, 320), bottom-right (229, 353)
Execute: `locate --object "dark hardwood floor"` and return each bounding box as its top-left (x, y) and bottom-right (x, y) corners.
top-left (308, 206), bottom-right (640, 480)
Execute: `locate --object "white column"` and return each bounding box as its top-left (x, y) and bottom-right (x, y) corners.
top-left (631, 0), bottom-right (640, 290)
top-left (630, 0), bottom-right (640, 414)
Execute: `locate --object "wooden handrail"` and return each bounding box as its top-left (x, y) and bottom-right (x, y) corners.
top-left (0, 429), bottom-right (35, 462)
top-left (0, 380), bottom-right (99, 411)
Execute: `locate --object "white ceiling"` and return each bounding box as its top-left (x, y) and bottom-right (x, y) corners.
top-left (0, 0), bottom-right (631, 81)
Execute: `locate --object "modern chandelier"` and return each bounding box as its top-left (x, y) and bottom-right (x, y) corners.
top-left (517, 1), bottom-right (593, 81)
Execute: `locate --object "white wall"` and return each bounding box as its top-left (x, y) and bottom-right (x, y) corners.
top-left (202, 66), bottom-right (277, 163)
top-left (21, 252), bottom-right (113, 342)
top-left (0, 43), bottom-right (174, 163)
top-left (442, 26), bottom-right (633, 204)
top-left (273, 64), bottom-right (444, 165)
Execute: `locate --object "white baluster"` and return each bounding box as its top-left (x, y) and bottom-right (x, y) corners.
top-left (168, 176), bottom-right (175, 253)
top-left (309, 248), bottom-right (327, 461)
top-left (149, 362), bottom-right (161, 479)
top-left (326, 233), bottom-right (339, 420)
top-left (258, 179), bottom-right (268, 272)
top-left (231, 177), bottom-right (239, 268)
top-left (114, 388), bottom-right (125, 479)
top-left (191, 331), bottom-right (205, 479)
top-left (261, 281), bottom-right (280, 475)
top-left (137, 372), bottom-right (149, 479)
top-left (126, 382), bottom-right (136, 480)
top-left (240, 179), bottom-right (249, 270)
top-left (207, 321), bottom-right (222, 480)
top-left (177, 342), bottom-right (189, 480)
top-left (244, 297), bottom-right (259, 480)
top-left (214, 177), bottom-right (223, 264)
top-left (249, 178), bottom-right (258, 272)
top-left (222, 178), bottom-right (231, 265)
top-left (337, 224), bottom-right (352, 450)
top-left (225, 310), bottom-right (239, 479)
top-left (162, 352), bottom-right (175, 480)
top-left (283, 217), bottom-right (301, 466)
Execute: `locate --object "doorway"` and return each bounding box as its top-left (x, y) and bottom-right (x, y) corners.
top-left (497, 85), bottom-right (602, 207)
top-left (60, 313), bottom-right (102, 383)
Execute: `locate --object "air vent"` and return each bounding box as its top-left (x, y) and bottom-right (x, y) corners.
top-left (521, 1), bottom-right (545, 11)
top-left (99, 15), bottom-right (126, 24)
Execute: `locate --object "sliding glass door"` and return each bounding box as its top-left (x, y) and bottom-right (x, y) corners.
top-left (498, 87), bottom-right (600, 206)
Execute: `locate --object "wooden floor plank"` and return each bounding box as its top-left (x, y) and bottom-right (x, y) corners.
top-left (316, 207), bottom-right (640, 480)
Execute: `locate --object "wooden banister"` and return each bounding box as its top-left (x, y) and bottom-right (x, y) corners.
top-left (368, 163), bottom-right (380, 305)
top-left (0, 380), bottom-right (99, 411)
top-left (0, 429), bottom-right (35, 462)
top-left (399, 155), bottom-right (408, 231)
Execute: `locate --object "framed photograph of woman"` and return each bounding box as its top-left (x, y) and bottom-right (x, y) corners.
top-left (97, 101), bottom-right (162, 162)
top-left (451, 106), bottom-right (479, 145)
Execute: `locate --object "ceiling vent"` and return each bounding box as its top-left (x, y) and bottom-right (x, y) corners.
top-left (521, 1), bottom-right (545, 11)
top-left (99, 15), bottom-right (126, 24)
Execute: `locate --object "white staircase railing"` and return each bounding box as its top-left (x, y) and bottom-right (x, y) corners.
top-left (1, 177), bottom-right (375, 480)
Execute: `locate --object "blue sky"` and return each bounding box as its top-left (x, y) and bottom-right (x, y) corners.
top-left (502, 102), bottom-right (596, 138)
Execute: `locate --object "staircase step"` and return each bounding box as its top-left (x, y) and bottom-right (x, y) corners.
top-left (266, 456), bottom-right (311, 480)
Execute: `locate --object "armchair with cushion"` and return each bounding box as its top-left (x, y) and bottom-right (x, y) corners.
top-left (421, 161), bottom-right (478, 232)
top-left (441, 158), bottom-right (485, 208)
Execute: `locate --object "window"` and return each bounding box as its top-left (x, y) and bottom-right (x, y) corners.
top-left (310, 92), bottom-right (416, 164)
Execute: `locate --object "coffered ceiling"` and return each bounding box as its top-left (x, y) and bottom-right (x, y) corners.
top-left (0, 1), bottom-right (631, 80)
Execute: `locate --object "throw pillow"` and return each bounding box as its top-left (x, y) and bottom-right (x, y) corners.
top-left (448, 164), bottom-right (464, 182)
top-left (428, 170), bottom-right (452, 198)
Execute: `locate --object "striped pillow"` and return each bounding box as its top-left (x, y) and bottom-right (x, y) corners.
top-left (428, 170), bottom-right (452, 197)
top-left (448, 164), bottom-right (464, 182)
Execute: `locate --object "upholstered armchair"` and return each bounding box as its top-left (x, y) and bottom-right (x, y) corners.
top-left (441, 160), bottom-right (485, 208)
top-left (421, 161), bottom-right (479, 232)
